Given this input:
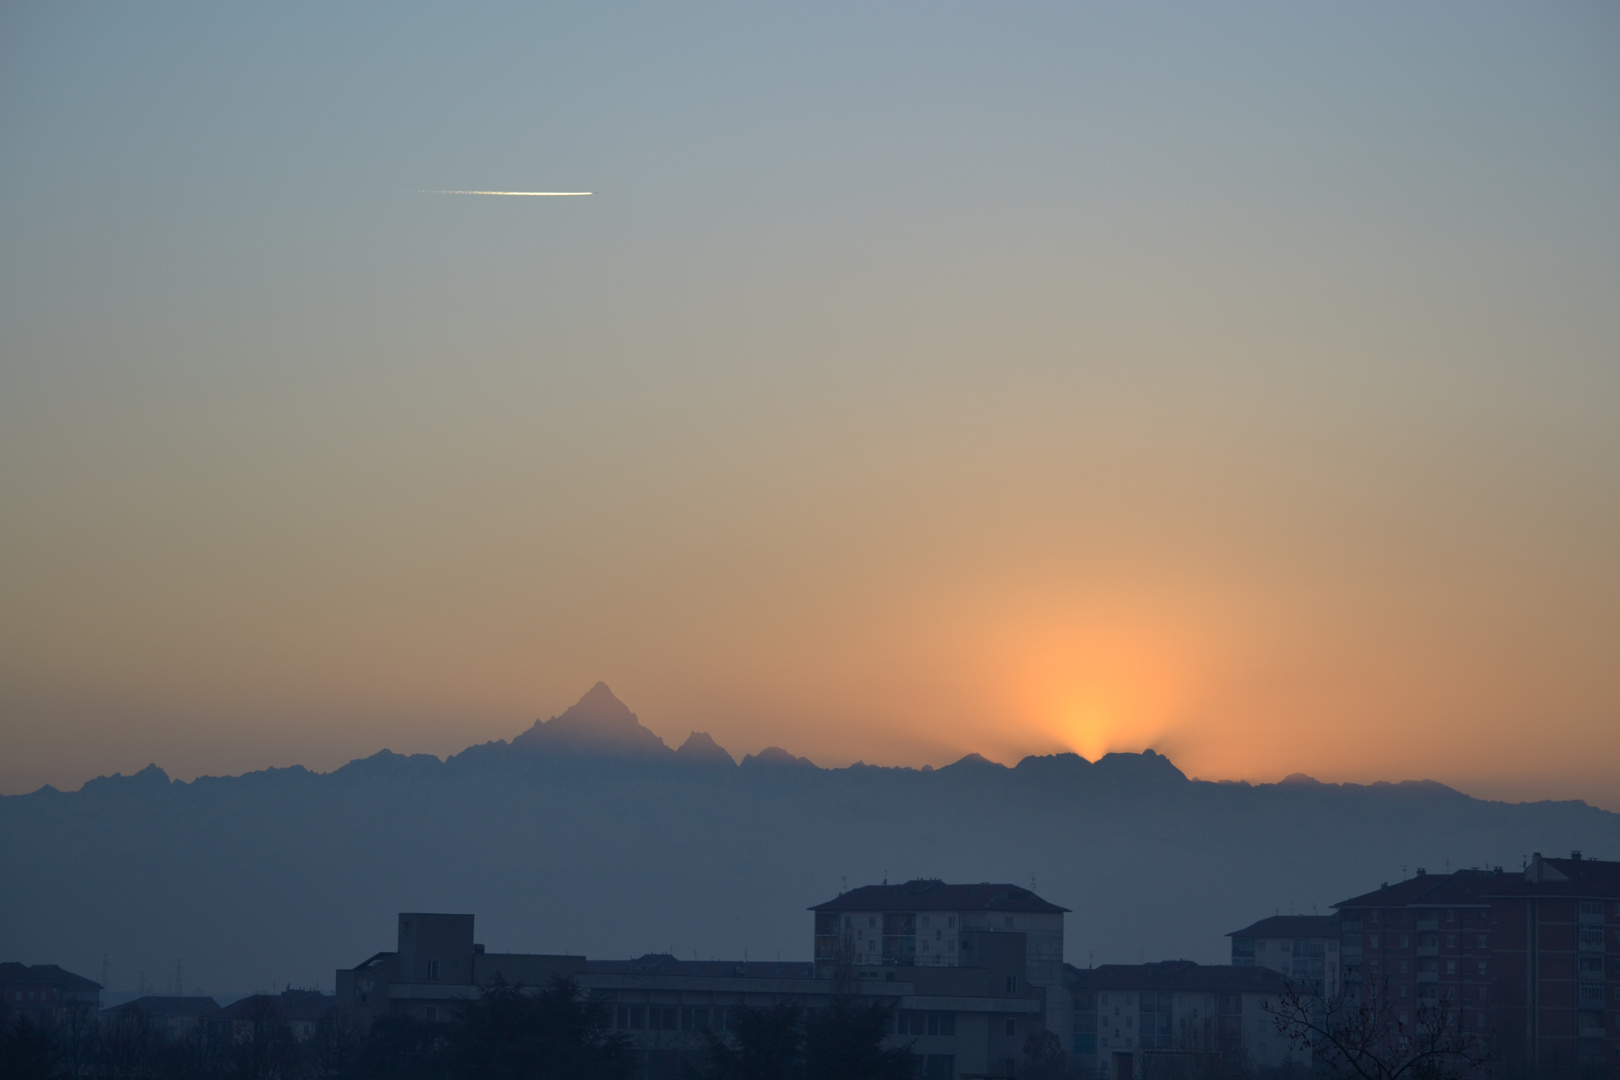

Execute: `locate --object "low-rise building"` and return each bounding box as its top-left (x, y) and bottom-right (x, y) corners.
top-left (1066, 961), bottom-right (1295, 1080)
top-left (811, 879), bottom-right (1070, 1039)
top-left (0, 962), bottom-right (102, 1027)
top-left (218, 989), bottom-right (335, 1042)
top-left (336, 911), bottom-right (1047, 1080)
top-left (1226, 914), bottom-right (1341, 993)
top-left (99, 996), bottom-right (220, 1039)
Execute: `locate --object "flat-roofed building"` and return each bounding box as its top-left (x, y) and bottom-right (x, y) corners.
top-left (1067, 960), bottom-right (1294, 1080)
top-left (335, 911), bottom-right (1047, 1080)
top-left (1226, 914), bottom-right (1341, 993)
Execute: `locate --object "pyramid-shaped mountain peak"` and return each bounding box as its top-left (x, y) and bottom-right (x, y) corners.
top-left (512, 683), bottom-right (673, 757)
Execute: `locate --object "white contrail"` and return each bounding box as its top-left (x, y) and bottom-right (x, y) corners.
top-left (426, 190), bottom-right (592, 196)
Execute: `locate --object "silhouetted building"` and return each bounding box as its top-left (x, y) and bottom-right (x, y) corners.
top-left (1333, 852), bottom-right (1620, 1079)
top-left (99, 996), bottom-right (220, 1039)
top-left (1226, 914), bottom-right (1341, 992)
top-left (336, 911), bottom-right (1047, 1080)
top-left (218, 989), bottom-right (335, 1041)
top-left (811, 879), bottom-right (1069, 1039)
top-left (1066, 961), bottom-right (1294, 1080)
top-left (0, 962), bottom-right (102, 1025)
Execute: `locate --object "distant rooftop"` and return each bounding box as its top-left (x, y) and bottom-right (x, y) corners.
top-left (1227, 914), bottom-right (1340, 939)
top-left (102, 996), bottom-right (220, 1018)
top-left (584, 954), bottom-right (816, 980)
top-left (1067, 961), bottom-right (1290, 993)
top-left (812, 879), bottom-right (1069, 914)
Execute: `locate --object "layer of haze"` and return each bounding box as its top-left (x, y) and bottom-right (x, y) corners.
top-left (2, 4), bottom-right (1617, 805)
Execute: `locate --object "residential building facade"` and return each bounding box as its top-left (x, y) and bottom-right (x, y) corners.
top-left (336, 910), bottom-right (1048, 1080)
top-left (0, 963), bottom-right (102, 1027)
top-left (1332, 853), bottom-right (1620, 1079)
top-left (1066, 961), bottom-right (1295, 1080)
top-left (1227, 914), bottom-right (1341, 993)
top-left (810, 879), bottom-right (1069, 1038)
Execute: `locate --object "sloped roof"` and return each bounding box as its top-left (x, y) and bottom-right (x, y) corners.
top-left (1227, 915), bottom-right (1340, 939)
top-left (102, 996), bottom-right (219, 1018)
top-left (1333, 861), bottom-right (1620, 909)
top-left (1483, 856), bottom-right (1620, 899)
top-left (811, 880), bottom-right (1069, 914)
top-left (0, 963), bottom-right (103, 991)
top-left (219, 990), bottom-right (334, 1022)
top-left (1067, 961), bottom-right (1290, 993)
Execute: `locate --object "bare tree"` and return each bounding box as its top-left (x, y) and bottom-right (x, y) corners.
top-left (1264, 980), bottom-right (1489, 1080)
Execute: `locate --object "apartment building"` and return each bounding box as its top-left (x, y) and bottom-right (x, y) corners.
top-left (1066, 961), bottom-right (1294, 1080)
top-left (1226, 914), bottom-right (1341, 993)
top-left (1334, 853), bottom-right (1620, 1079)
top-left (336, 910), bottom-right (1047, 1080)
top-left (811, 879), bottom-right (1069, 1038)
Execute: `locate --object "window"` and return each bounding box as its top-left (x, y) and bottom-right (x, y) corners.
top-left (1446, 961), bottom-right (1456, 975)
top-left (1476, 935), bottom-right (1487, 947)
top-left (401, 919), bottom-right (412, 935)
top-left (1369, 934), bottom-right (1380, 948)
top-left (615, 1006), bottom-right (646, 1030)
top-left (681, 1008), bottom-right (711, 1031)
top-left (1578, 926), bottom-right (1604, 951)
top-left (1005, 976), bottom-right (1017, 993)
top-left (426, 960), bottom-right (440, 981)
top-left (1580, 957), bottom-right (1604, 973)
top-left (1005, 1018), bottom-right (1017, 1037)
top-left (898, 1011), bottom-right (956, 1036)
top-left (1399, 961), bottom-right (1409, 974)
top-left (1400, 936), bottom-right (1410, 948)
top-left (1477, 961), bottom-right (1487, 976)
top-left (922, 916), bottom-right (930, 928)
top-left (948, 917), bottom-right (956, 928)
top-left (1478, 988), bottom-right (1487, 1001)
top-left (1445, 936), bottom-right (1455, 948)
top-left (1580, 901), bottom-right (1603, 918)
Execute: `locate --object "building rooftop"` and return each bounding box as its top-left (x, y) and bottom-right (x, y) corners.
top-left (1227, 914), bottom-right (1340, 939)
top-left (219, 990), bottom-right (334, 1022)
top-left (1333, 857), bottom-right (1620, 910)
top-left (102, 996), bottom-right (220, 1018)
top-left (811, 880), bottom-right (1069, 914)
top-left (1067, 961), bottom-right (1291, 993)
top-left (583, 955), bottom-right (817, 980)
top-left (0, 963), bottom-right (103, 992)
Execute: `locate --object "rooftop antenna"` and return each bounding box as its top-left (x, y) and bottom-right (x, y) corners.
top-left (841, 876), bottom-right (847, 895)
top-left (883, 869), bottom-right (888, 885)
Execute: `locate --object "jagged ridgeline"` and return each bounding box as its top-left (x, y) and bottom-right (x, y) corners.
top-left (3, 683), bottom-right (1616, 993)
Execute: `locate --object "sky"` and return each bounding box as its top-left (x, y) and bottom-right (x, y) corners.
top-left (2, 2), bottom-right (1617, 807)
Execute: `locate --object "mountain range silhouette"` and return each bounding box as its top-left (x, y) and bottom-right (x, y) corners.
top-left (2, 682), bottom-right (1616, 996)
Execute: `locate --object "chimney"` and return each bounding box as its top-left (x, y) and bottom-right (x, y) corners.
top-left (1570, 851), bottom-right (1582, 861)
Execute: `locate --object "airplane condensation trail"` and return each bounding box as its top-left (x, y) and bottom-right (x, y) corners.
top-left (427, 190), bottom-right (593, 196)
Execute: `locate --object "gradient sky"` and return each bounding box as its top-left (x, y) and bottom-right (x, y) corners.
top-left (3, 3), bottom-right (1617, 806)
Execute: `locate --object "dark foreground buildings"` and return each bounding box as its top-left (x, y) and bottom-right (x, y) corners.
top-left (1326, 853), bottom-right (1620, 1079)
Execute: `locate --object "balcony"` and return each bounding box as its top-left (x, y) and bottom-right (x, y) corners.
top-left (1417, 947), bottom-right (1438, 958)
top-left (1416, 919), bottom-right (1438, 931)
